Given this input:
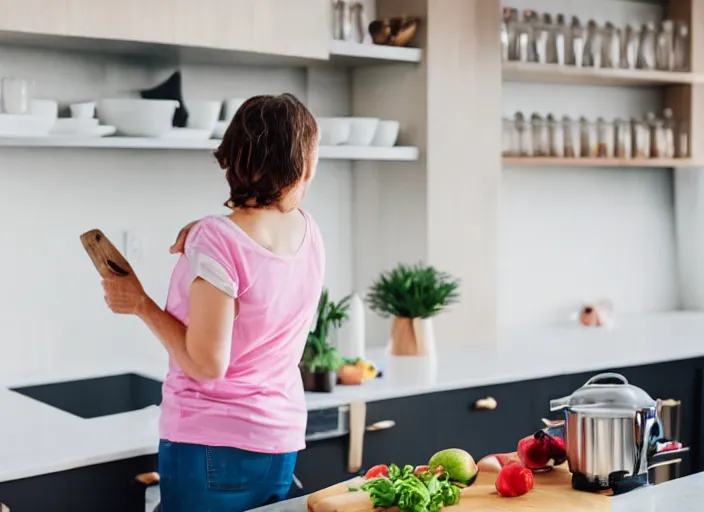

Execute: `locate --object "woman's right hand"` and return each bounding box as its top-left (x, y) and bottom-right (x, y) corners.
top-left (169, 221), bottom-right (197, 254)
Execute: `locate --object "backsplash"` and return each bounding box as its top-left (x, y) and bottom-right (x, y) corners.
top-left (0, 46), bottom-right (353, 377)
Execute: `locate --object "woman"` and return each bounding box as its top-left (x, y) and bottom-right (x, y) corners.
top-left (102, 93), bottom-right (324, 511)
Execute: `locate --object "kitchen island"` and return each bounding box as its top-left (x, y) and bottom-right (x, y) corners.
top-left (251, 472), bottom-right (704, 512)
top-left (1, 312), bottom-right (704, 510)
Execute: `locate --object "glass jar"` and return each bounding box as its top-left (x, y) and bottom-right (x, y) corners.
top-left (631, 118), bottom-right (651, 159)
top-left (647, 112), bottom-right (666, 158)
top-left (515, 112), bottom-right (533, 157)
top-left (596, 118), bottom-right (614, 158)
top-left (547, 114), bottom-right (564, 157)
top-left (676, 120), bottom-right (689, 158)
top-left (614, 118), bottom-right (632, 159)
top-left (662, 108), bottom-right (676, 158)
top-left (579, 117), bottom-right (597, 158)
top-left (531, 113), bottom-right (549, 157)
top-left (562, 116), bottom-right (578, 158)
top-left (502, 118), bottom-right (516, 156)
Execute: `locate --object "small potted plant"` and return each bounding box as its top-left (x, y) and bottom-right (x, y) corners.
top-left (300, 289), bottom-right (350, 392)
top-left (366, 263), bottom-right (459, 357)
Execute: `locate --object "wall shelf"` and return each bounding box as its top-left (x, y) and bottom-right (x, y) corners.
top-left (503, 157), bottom-right (698, 168)
top-left (0, 136), bottom-right (419, 161)
top-left (503, 61), bottom-right (703, 87)
top-left (328, 40), bottom-right (422, 65)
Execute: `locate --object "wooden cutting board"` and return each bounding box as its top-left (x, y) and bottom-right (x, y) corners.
top-left (307, 465), bottom-right (610, 512)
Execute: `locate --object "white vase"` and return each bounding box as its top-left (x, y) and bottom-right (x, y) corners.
top-left (338, 294), bottom-right (365, 360)
top-left (412, 317), bottom-right (437, 359)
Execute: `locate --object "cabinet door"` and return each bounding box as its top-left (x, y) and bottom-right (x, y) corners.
top-left (65, 0), bottom-right (174, 44)
top-left (433, 381), bottom-right (543, 460)
top-left (0, 0), bottom-right (68, 35)
top-left (172, 0), bottom-right (329, 59)
top-left (292, 437), bottom-right (350, 497)
top-left (363, 393), bottom-right (443, 469)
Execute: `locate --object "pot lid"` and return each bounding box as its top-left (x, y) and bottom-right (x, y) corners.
top-left (550, 372), bottom-right (656, 413)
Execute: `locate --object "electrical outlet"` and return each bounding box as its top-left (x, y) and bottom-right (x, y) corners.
top-left (123, 231), bottom-right (143, 263)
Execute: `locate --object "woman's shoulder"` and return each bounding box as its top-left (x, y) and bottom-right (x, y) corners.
top-left (184, 216), bottom-right (237, 252)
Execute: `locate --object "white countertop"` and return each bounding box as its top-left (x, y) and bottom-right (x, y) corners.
top-left (2, 311), bottom-right (704, 483)
top-left (250, 472), bottom-right (704, 512)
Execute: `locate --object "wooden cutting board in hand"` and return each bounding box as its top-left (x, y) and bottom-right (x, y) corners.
top-left (79, 229), bottom-right (134, 279)
top-left (306, 465), bottom-right (609, 512)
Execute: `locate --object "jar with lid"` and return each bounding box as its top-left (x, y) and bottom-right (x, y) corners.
top-left (662, 108), bottom-right (676, 158)
top-left (579, 117), bottom-right (597, 158)
top-left (596, 118), bottom-right (614, 158)
top-left (631, 118), bottom-right (651, 159)
top-left (514, 112), bottom-right (532, 157)
top-left (502, 117), bottom-right (516, 156)
top-left (614, 118), bottom-right (631, 159)
top-left (562, 116), bottom-right (578, 158)
top-left (547, 114), bottom-right (564, 157)
top-left (676, 120), bottom-right (689, 158)
top-left (531, 113), bottom-right (549, 157)
top-left (647, 112), bottom-right (666, 158)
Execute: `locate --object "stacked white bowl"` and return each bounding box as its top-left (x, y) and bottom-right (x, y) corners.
top-left (316, 117), bottom-right (400, 147)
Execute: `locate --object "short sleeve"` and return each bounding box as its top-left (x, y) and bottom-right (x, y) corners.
top-left (184, 219), bottom-right (239, 298)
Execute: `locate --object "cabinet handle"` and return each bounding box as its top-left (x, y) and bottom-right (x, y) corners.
top-left (473, 397), bottom-right (498, 411)
top-left (292, 474), bottom-right (303, 489)
top-left (366, 420), bottom-right (396, 432)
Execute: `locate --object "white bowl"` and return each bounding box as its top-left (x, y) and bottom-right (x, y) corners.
top-left (70, 101), bottom-right (96, 119)
top-left (345, 117), bottom-right (380, 146)
top-left (0, 114), bottom-right (55, 136)
top-left (224, 98), bottom-right (247, 121)
top-left (186, 100), bottom-right (221, 135)
top-left (29, 99), bottom-right (58, 119)
top-left (317, 117), bottom-right (351, 146)
top-left (212, 120), bottom-right (228, 139)
top-left (371, 120), bottom-right (400, 147)
top-left (96, 98), bottom-right (178, 137)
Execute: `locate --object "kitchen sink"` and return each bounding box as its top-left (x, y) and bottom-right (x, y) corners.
top-left (10, 373), bottom-right (162, 419)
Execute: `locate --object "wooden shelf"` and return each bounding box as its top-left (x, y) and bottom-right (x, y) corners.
top-left (502, 61), bottom-right (703, 87)
top-left (328, 40), bottom-right (422, 64)
top-left (503, 157), bottom-right (698, 168)
top-left (0, 136), bottom-right (419, 161)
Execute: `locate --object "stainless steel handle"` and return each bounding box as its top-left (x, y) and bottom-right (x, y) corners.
top-left (584, 372), bottom-right (628, 386)
top-left (366, 420), bottom-right (395, 432)
top-left (473, 397), bottom-right (498, 411)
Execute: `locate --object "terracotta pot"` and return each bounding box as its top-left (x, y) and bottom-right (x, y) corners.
top-left (301, 368), bottom-right (336, 393)
top-left (338, 364), bottom-right (365, 386)
top-left (389, 317), bottom-right (437, 357)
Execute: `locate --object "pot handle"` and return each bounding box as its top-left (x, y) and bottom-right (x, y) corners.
top-left (584, 372), bottom-right (629, 386)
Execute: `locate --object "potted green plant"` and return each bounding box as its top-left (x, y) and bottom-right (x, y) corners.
top-left (300, 289), bottom-right (350, 392)
top-left (366, 263), bottom-right (459, 357)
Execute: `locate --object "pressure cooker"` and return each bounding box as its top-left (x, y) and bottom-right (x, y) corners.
top-left (550, 372), bottom-right (662, 492)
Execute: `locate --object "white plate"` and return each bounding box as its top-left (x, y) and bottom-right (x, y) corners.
top-left (0, 114), bottom-right (54, 136)
top-left (51, 118), bottom-right (100, 134)
top-left (160, 128), bottom-right (212, 140)
top-left (212, 121), bottom-right (228, 139)
top-left (50, 125), bottom-right (116, 138)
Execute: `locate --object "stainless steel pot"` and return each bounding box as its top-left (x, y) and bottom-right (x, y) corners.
top-left (550, 373), bottom-right (661, 490)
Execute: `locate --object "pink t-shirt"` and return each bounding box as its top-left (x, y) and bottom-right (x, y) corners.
top-left (159, 212), bottom-right (325, 453)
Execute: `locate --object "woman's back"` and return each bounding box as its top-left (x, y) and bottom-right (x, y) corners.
top-left (161, 211), bottom-right (325, 453)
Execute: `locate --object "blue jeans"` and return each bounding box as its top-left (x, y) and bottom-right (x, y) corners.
top-left (158, 440), bottom-right (297, 512)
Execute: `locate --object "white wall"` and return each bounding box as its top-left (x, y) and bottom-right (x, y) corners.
top-left (0, 46), bottom-right (353, 377)
top-left (499, 0), bottom-right (679, 330)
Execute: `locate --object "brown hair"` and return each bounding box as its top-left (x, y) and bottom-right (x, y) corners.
top-left (214, 93), bottom-right (318, 209)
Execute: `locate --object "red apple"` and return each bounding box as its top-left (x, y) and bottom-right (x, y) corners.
top-left (517, 431), bottom-right (567, 471)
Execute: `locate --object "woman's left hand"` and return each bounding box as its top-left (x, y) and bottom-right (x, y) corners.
top-left (102, 274), bottom-right (148, 315)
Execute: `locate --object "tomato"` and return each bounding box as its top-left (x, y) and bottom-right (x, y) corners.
top-left (364, 464), bottom-right (389, 479)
